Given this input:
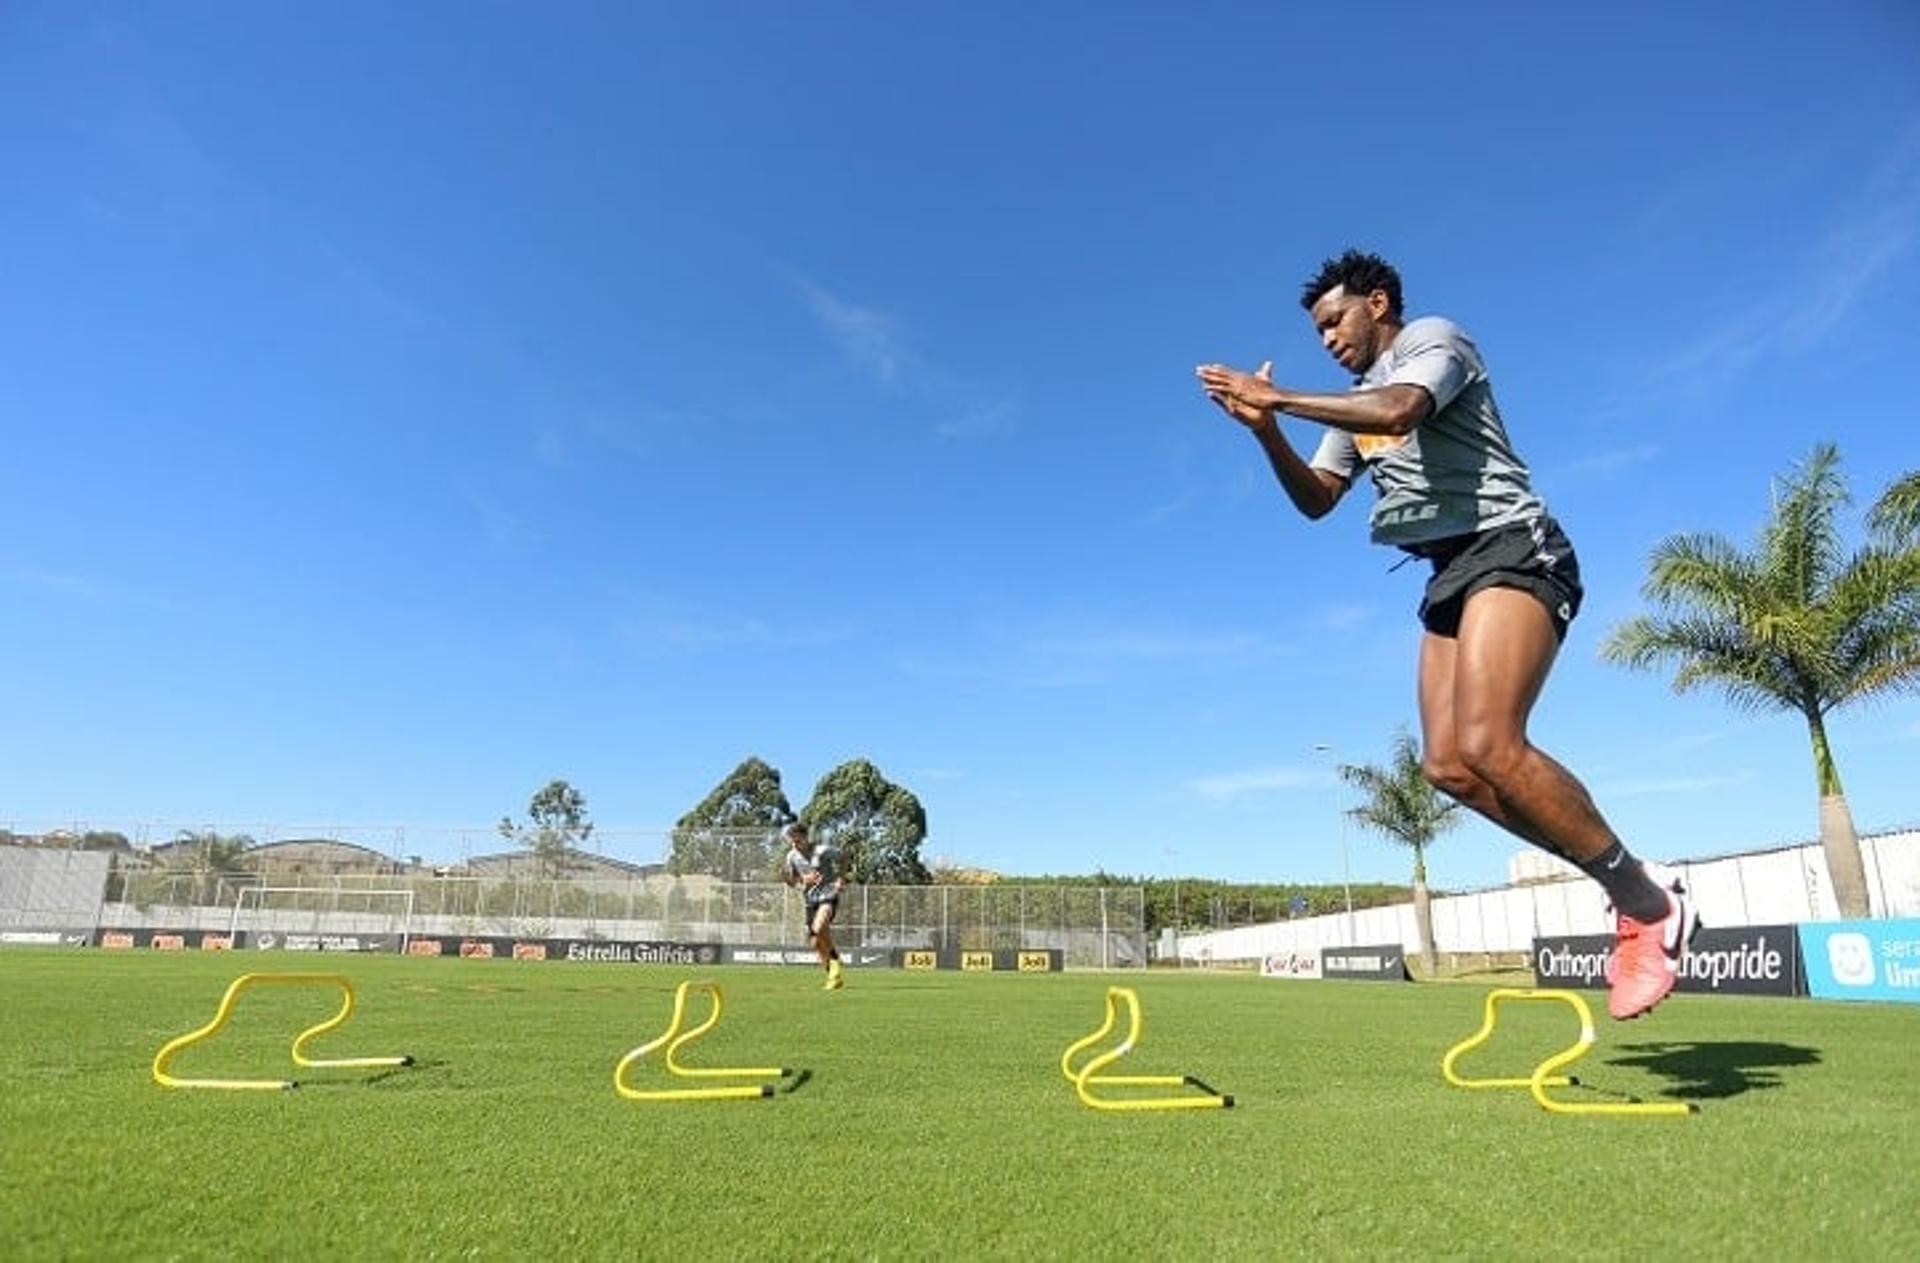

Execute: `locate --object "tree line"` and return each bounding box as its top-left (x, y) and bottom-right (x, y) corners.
top-left (497, 756), bottom-right (931, 885)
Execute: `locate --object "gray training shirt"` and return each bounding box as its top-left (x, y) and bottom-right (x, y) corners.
top-left (1308, 316), bottom-right (1544, 548)
top-left (784, 843), bottom-right (843, 904)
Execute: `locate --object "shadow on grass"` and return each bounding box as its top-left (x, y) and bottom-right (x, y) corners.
top-left (1605, 1041), bottom-right (1822, 1100)
top-left (779, 1068), bottom-right (814, 1095)
top-left (297, 1057), bottom-right (451, 1090)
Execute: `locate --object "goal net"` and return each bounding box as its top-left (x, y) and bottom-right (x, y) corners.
top-left (229, 885), bottom-right (415, 952)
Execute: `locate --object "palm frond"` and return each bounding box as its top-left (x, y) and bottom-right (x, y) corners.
top-left (1640, 532), bottom-right (1752, 614)
top-left (1816, 547), bottom-right (1920, 701)
top-left (1759, 442), bottom-right (1848, 608)
top-left (1603, 614), bottom-right (1808, 714)
top-left (1867, 470), bottom-right (1920, 547)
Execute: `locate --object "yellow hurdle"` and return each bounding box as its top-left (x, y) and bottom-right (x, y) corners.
top-left (1442, 987), bottom-right (1694, 1118)
top-left (152, 972), bottom-right (415, 1091)
top-left (615, 979), bottom-right (792, 1102)
top-left (1061, 986), bottom-right (1232, 1112)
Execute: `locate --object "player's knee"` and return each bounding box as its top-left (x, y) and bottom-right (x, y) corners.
top-left (1422, 755), bottom-right (1479, 802)
top-left (1456, 725), bottom-right (1526, 788)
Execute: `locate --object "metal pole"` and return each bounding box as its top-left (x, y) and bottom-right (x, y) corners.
top-left (1315, 743), bottom-right (1356, 946)
top-left (1100, 887), bottom-right (1109, 971)
top-left (1342, 812), bottom-right (1355, 947)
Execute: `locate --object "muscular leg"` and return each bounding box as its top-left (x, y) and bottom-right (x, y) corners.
top-left (1435, 586), bottom-right (1690, 1019)
top-left (1418, 587), bottom-right (1619, 863)
top-left (810, 903), bottom-right (838, 969)
top-left (1418, 624), bottom-right (1561, 852)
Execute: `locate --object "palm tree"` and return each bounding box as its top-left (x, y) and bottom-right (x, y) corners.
top-left (1602, 444), bottom-right (1920, 918)
top-left (1339, 729), bottom-right (1462, 968)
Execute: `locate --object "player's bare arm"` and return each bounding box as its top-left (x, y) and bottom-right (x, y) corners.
top-left (1199, 360), bottom-right (1350, 520)
top-left (1196, 363), bottom-right (1433, 436)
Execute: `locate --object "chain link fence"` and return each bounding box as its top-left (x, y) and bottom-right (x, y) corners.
top-left (0, 831), bottom-right (1147, 969)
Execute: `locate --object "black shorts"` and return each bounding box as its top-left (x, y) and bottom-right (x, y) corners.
top-left (1406, 515), bottom-right (1583, 642)
top-left (802, 897), bottom-right (838, 931)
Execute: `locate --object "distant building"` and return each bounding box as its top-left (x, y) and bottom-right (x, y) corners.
top-left (1508, 848), bottom-right (1581, 886)
top-left (239, 839), bottom-right (405, 876)
top-left (456, 848), bottom-right (666, 881)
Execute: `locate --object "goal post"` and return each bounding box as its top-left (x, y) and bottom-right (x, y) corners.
top-left (229, 886), bottom-right (415, 952)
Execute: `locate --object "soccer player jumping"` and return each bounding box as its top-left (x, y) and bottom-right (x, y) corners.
top-left (1196, 249), bottom-right (1697, 1020)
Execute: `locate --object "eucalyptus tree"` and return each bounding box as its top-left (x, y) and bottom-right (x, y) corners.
top-left (670, 757), bottom-right (796, 879)
top-left (497, 779), bottom-right (593, 877)
top-left (801, 759), bottom-right (929, 884)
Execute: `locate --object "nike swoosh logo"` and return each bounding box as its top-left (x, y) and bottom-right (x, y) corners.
top-left (1661, 901), bottom-right (1688, 962)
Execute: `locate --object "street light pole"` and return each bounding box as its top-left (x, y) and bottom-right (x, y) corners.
top-left (1314, 743), bottom-right (1356, 945)
top-left (1162, 845), bottom-right (1181, 969)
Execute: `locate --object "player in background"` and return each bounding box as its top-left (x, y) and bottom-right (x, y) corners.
top-left (781, 821), bottom-right (846, 990)
top-left (1195, 248), bottom-right (1697, 1020)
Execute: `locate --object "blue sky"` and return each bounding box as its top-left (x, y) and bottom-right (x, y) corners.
top-left (4, 2), bottom-right (1918, 888)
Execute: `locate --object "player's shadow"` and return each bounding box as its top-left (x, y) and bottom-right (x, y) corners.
top-left (1604, 1041), bottom-right (1821, 1100)
top-left (301, 1057), bottom-right (450, 1090)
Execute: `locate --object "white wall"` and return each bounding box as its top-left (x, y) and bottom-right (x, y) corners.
top-left (1178, 829), bottom-right (1920, 963)
top-left (0, 848), bottom-right (109, 928)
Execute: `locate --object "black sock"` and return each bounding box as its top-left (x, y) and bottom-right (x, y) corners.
top-left (1576, 842), bottom-right (1670, 921)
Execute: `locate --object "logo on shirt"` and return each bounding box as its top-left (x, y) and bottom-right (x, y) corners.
top-left (1354, 434), bottom-right (1409, 460)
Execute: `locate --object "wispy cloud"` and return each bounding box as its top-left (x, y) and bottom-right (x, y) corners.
top-left (798, 280), bottom-right (909, 385)
top-left (1312, 602), bottom-right (1377, 632)
top-left (1146, 489), bottom-right (1197, 522)
top-left (1556, 443), bottom-right (1661, 482)
top-left (792, 276), bottom-right (1019, 442)
top-left (1022, 627), bottom-right (1286, 664)
top-left (1630, 128), bottom-right (1920, 397)
top-left (1601, 770), bottom-right (1754, 799)
top-left (3, 565), bottom-right (113, 601)
top-left (935, 399), bottom-right (1018, 441)
top-left (0, 562), bottom-right (189, 614)
top-left (1009, 624), bottom-right (1294, 687)
top-left (1185, 765), bottom-right (1323, 802)
top-left (893, 614), bottom-right (1295, 688)
top-left (616, 595), bottom-right (850, 652)
top-left (458, 486), bottom-right (541, 553)
top-left (538, 406), bottom-right (713, 469)
top-left (1653, 729), bottom-right (1730, 755)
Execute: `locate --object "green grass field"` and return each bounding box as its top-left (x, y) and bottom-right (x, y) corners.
top-left (2, 950), bottom-right (1916, 1260)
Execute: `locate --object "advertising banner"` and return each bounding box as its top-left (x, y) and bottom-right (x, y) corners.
top-left (724, 946), bottom-right (893, 968)
top-left (0, 929), bottom-right (92, 947)
top-left (890, 948), bottom-right (1063, 972)
top-left (97, 929), bottom-right (235, 951)
top-left (241, 931), bottom-right (399, 953)
top-left (1259, 951), bottom-right (1323, 980)
top-left (402, 935), bottom-right (724, 966)
top-left (1798, 918), bottom-right (1920, 1004)
top-left (1321, 944), bottom-right (1408, 981)
top-left (1532, 925), bottom-right (1805, 996)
